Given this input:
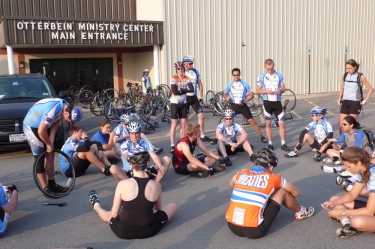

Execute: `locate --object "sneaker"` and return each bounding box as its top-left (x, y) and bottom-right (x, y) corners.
top-left (224, 156), bottom-right (232, 166)
top-left (200, 136), bottom-right (212, 142)
top-left (89, 190), bottom-right (100, 208)
top-left (268, 144), bottom-right (274, 150)
top-left (313, 153), bottom-right (321, 162)
top-left (339, 170), bottom-right (355, 178)
top-left (284, 151), bottom-right (298, 158)
top-left (250, 154), bottom-right (257, 163)
top-left (336, 176), bottom-right (353, 192)
top-left (336, 224), bottom-right (361, 239)
top-left (170, 146), bottom-right (175, 153)
top-left (43, 186), bottom-right (55, 196)
top-left (312, 148), bottom-right (318, 152)
top-left (261, 136), bottom-right (268, 143)
top-left (295, 207), bottom-right (314, 221)
top-left (322, 158), bottom-right (334, 164)
top-left (281, 144), bottom-right (291, 151)
top-left (190, 171), bottom-right (208, 178)
top-left (210, 138), bottom-right (218, 145)
top-left (50, 183), bottom-right (69, 193)
top-left (334, 160), bottom-right (343, 165)
top-left (212, 165), bottom-right (225, 172)
top-left (154, 147), bottom-right (163, 154)
top-left (321, 165), bottom-right (337, 173)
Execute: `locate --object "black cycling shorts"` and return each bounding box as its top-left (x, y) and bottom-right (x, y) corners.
top-left (173, 156), bottom-right (205, 175)
top-left (217, 144), bottom-right (245, 156)
top-left (263, 100), bottom-right (284, 121)
top-left (309, 140), bottom-right (333, 152)
top-left (186, 95), bottom-right (203, 114)
top-left (230, 103), bottom-right (253, 120)
top-left (109, 211), bottom-right (168, 239)
top-left (340, 100), bottom-right (362, 115)
top-left (228, 199), bottom-right (280, 239)
top-left (171, 103), bottom-right (188, 119)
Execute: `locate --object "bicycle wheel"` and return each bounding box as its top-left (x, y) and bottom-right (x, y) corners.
top-left (248, 93), bottom-right (264, 117)
top-left (281, 89), bottom-right (297, 111)
top-left (205, 90), bottom-right (215, 108)
top-left (78, 90), bottom-right (94, 109)
top-left (139, 96), bottom-right (166, 121)
top-left (159, 84), bottom-right (171, 98)
top-left (103, 88), bottom-right (120, 99)
top-left (90, 93), bottom-right (105, 116)
top-left (213, 91), bottom-right (230, 114)
top-left (67, 86), bottom-right (78, 104)
top-left (33, 149), bottom-right (75, 198)
top-left (104, 97), bottom-right (132, 123)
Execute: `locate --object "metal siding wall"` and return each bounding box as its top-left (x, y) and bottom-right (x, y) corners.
top-left (163, 0), bottom-right (375, 95)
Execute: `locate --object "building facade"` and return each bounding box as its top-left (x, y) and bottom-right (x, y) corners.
top-left (1, 0), bottom-right (374, 95)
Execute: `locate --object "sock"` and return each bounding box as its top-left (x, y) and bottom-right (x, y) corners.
top-left (317, 152), bottom-right (321, 155)
top-left (298, 206), bottom-right (306, 214)
top-left (281, 141), bottom-right (285, 145)
top-left (93, 202), bottom-right (100, 209)
top-left (171, 144), bottom-right (174, 147)
top-left (334, 166), bottom-right (342, 172)
top-left (48, 179), bottom-right (56, 187)
top-left (341, 218), bottom-right (350, 226)
top-left (269, 141), bottom-right (273, 145)
top-left (200, 135), bottom-right (205, 138)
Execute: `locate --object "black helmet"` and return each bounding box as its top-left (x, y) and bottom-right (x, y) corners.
top-left (256, 147), bottom-right (279, 167)
top-left (128, 151), bottom-right (150, 167)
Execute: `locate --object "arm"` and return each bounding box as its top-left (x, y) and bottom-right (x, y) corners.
top-left (110, 181), bottom-right (125, 218)
top-left (257, 83), bottom-right (274, 95)
top-left (319, 132), bottom-right (334, 145)
top-left (154, 185), bottom-right (162, 211)
top-left (216, 128), bottom-right (231, 144)
top-left (180, 142), bottom-right (210, 170)
top-left (171, 84), bottom-right (189, 95)
top-left (196, 138), bottom-right (220, 160)
top-left (324, 182), bottom-right (364, 213)
top-left (281, 181), bottom-right (300, 198)
top-left (338, 76), bottom-right (345, 104)
top-left (103, 131), bottom-right (116, 151)
top-left (234, 129), bottom-right (248, 146)
top-left (243, 92), bottom-right (254, 103)
top-left (354, 130), bottom-right (366, 148)
top-left (48, 121), bottom-right (61, 147)
top-left (361, 74), bottom-right (373, 103)
top-left (149, 150), bottom-right (164, 170)
top-left (1, 191), bottom-right (18, 213)
top-left (38, 123), bottom-right (54, 152)
top-left (198, 79), bottom-right (203, 99)
top-left (275, 83), bottom-right (286, 94)
top-left (114, 135), bottom-right (128, 143)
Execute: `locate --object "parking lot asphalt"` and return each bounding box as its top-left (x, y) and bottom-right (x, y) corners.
top-left (1, 92), bottom-right (375, 249)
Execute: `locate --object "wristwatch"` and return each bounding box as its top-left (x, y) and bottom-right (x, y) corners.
top-left (342, 209), bottom-right (346, 216)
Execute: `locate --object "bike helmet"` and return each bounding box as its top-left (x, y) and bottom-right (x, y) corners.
top-left (120, 114), bottom-right (131, 123)
top-left (183, 55), bottom-right (194, 62)
top-left (128, 151), bottom-right (150, 168)
top-left (256, 147), bottom-right (279, 167)
top-left (310, 106), bottom-right (327, 116)
top-left (71, 106), bottom-right (83, 123)
top-left (143, 69), bottom-right (149, 73)
top-left (126, 122), bottom-right (142, 133)
top-left (174, 61), bottom-right (185, 69)
top-left (221, 109), bottom-right (236, 117)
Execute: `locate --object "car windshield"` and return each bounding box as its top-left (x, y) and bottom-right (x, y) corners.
top-left (0, 76), bottom-right (54, 101)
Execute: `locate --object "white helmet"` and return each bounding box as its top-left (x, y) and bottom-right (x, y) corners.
top-left (126, 122), bottom-right (142, 133)
top-left (120, 114), bottom-right (130, 123)
top-left (221, 109), bottom-right (236, 117)
top-left (143, 69), bottom-right (149, 73)
top-left (183, 55), bottom-right (194, 62)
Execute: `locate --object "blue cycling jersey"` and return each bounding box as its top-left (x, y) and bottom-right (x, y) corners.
top-left (24, 98), bottom-right (68, 128)
top-left (257, 71), bottom-right (284, 101)
top-left (224, 79), bottom-right (252, 104)
top-left (60, 137), bottom-right (84, 172)
top-left (305, 119), bottom-right (333, 143)
top-left (355, 165), bottom-right (375, 192)
top-left (120, 139), bottom-right (154, 171)
top-left (216, 122), bottom-right (243, 143)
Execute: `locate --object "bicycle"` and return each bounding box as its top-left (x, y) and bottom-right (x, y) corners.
top-left (33, 149), bottom-right (76, 198)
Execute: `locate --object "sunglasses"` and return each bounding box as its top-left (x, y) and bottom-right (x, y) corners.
top-left (177, 68), bottom-right (184, 70)
top-left (188, 62), bottom-right (193, 65)
top-left (225, 118), bottom-right (233, 120)
top-left (232, 74), bottom-right (240, 76)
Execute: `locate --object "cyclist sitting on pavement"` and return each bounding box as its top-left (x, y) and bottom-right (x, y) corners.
top-left (284, 106), bottom-right (333, 162)
top-left (88, 152), bottom-right (177, 240)
top-left (113, 114), bottom-right (163, 154)
top-left (172, 123), bottom-right (225, 178)
top-left (61, 125), bottom-right (128, 181)
top-left (216, 109), bottom-right (257, 166)
top-left (120, 122), bottom-right (170, 182)
top-left (226, 147), bottom-right (314, 239)
top-left (91, 118), bottom-right (121, 161)
top-left (0, 184), bottom-right (18, 238)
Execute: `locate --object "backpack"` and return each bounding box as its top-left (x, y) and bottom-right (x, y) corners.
top-left (354, 127), bottom-right (375, 151)
top-left (343, 72), bottom-right (363, 101)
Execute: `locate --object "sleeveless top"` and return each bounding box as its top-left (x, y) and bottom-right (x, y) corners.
top-left (119, 178), bottom-right (155, 226)
top-left (343, 72), bottom-right (362, 101)
top-left (172, 136), bottom-right (197, 168)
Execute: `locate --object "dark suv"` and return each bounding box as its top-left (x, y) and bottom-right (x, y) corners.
top-left (0, 74), bottom-right (66, 148)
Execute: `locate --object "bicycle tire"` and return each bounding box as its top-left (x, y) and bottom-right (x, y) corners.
top-left (159, 84), bottom-right (171, 98)
top-left (90, 93), bottom-right (105, 116)
top-left (248, 93), bottom-right (264, 117)
top-left (281, 89), bottom-right (297, 111)
top-left (104, 97), bottom-right (132, 123)
top-left (78, 90), bottom-right (94, 109)
top-left (139, 96), bottom-right (166, 121)
top-left (213, 91), bottom-right (230, 114)
top-left (33, 149), bottom-right (76, 198)
top-left (103, 88), bottom-right (120, 100)
top-left (205, 90), bottom-right (215, 109)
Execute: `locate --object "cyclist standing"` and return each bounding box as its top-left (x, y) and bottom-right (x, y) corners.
top-left (183, 55), bottom-right (212, 142)
top-left (257, 59), bottom-right (290, 151)
top-left (141, 69), bottom-right (153, 95)
top-left (223, 68), bottom-right (267, 144)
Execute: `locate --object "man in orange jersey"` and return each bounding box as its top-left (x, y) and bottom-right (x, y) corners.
top-left (225, 147), bottom-right (314, 239)
top-left (169, 61), bottom-right (194, 153)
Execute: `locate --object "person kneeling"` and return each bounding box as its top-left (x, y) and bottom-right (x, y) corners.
top-left (88, 152), bottom-right (178, 240)
top-left (216, 109), bottom-right (256, 166)
top-left (172, 123), bottom-right (225, 178)
top-left (284, 106), bottom-right (333, 162)
top-left (0, 184), bottom-right (18, 238)
top-left (62, 125), bottom-right (128, 181)
top-left (226, 148), bottom-right (314, 239)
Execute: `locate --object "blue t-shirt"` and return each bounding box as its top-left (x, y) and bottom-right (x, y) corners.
top-left (92, 130), bottom-right (110, 146)
top-left (0, 184), bottom-right (9, 207)
top-left (24, 98), bottom-right (68, 128)
top-left (224, 79), bottom-right (252, 104)
top-left (60, 137), bottom-right (84, 172)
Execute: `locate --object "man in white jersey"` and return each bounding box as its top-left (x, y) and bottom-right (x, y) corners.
top-left (257, 59), bottom-right (290, 151)
top-left (183, 55), bottom-right (212, 142)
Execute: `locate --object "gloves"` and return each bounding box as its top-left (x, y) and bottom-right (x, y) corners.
top-left (218, 157), bottom-right (225, 165)
top-left (208, 167), bottom-right (214, 176)
top-left (295, 143), bottom-right (302, 151)
top-left (239, 100), bottom-right (245, 106)
top-left (199, 98), bottom-right (203, 104)
top-left (338, 99), bottom-right (343, 105)
top-left (361, 99), bottom-right (367, 105)
top-left (7, 184), bottom-right (18, 193)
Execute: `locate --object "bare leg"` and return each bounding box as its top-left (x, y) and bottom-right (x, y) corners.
top-left (339, 113), bottom-right (348, 134)
top-left (198, 112), bottom-right (206, 137)
top-left (242, 140), bottom-right (254, 155)
top-left (170, 119), bottom-right (178, 144)
top-left (93, 204), bottom-right (113, 223)
top-left (161, 203), bottom-right (178, 221)
top-left (265, 120), bottom-right (272, 141)
top-left (179, 118), bottom-right (187, 139)
top-left (278, 120), bottom-right (286, 141)
top-left (218, 141), bottom-right (228, 157)
top-left (248, 118), bottom-right (263, 137)
top-left (271, 188), bottom-right (301, 212)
